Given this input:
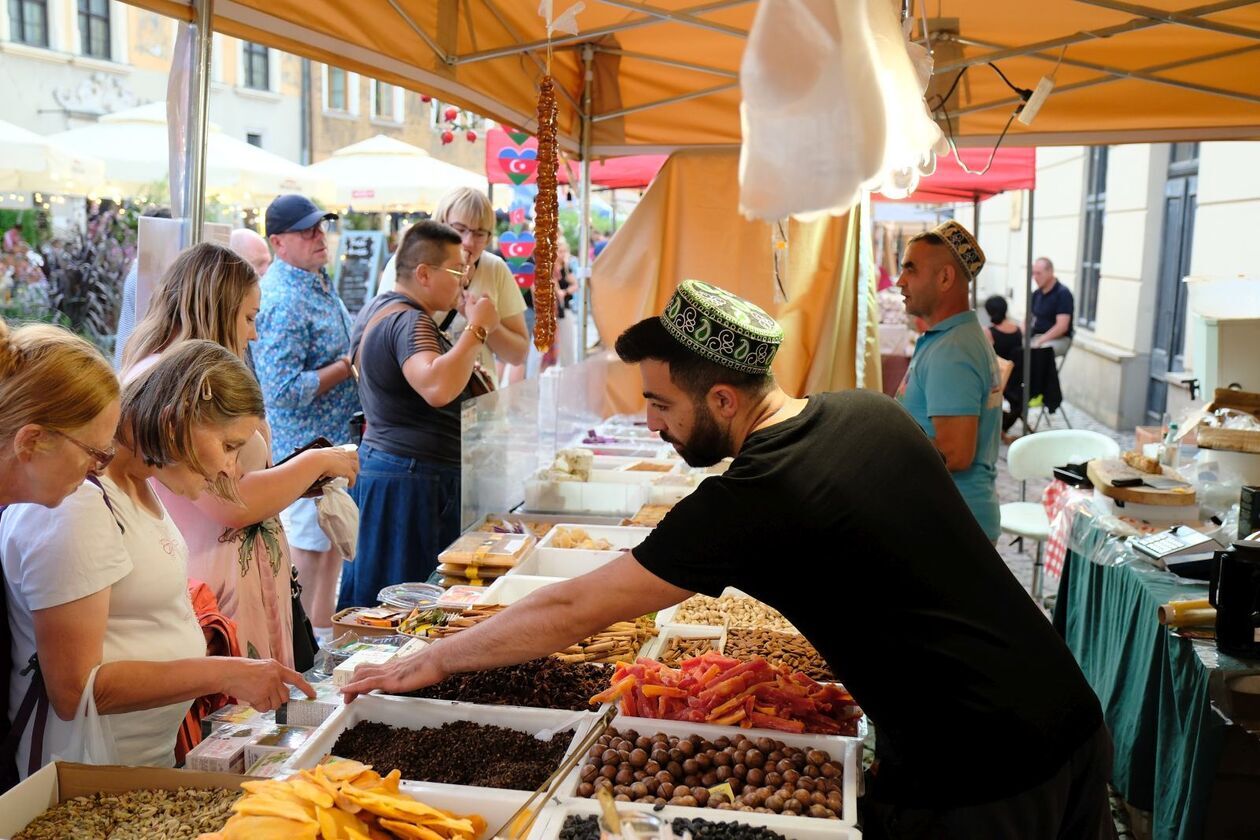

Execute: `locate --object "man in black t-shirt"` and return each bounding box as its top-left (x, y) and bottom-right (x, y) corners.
top-left (344, 280), bottom-right (1114, 840)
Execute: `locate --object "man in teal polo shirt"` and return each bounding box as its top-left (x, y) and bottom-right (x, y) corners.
top-left (896, 220), bottom-right (1002, 541)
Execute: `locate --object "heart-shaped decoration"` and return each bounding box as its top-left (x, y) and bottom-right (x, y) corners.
top-left (511, 261), bottom-right (536, 288)
top-left (498, 230), bottom-right (536, 261)
top-left (509, 207), bottom-right (527, 226)
top-left (498, 148), bottom-right (538, 185)
top-left (507, 130), bottom-right (531, 145)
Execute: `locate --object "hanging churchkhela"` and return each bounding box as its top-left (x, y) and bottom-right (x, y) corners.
top-left (532, 75), bottom-right (559, 352)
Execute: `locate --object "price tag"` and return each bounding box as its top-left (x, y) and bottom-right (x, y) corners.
top-left (707, 782), bottom-right (736, 805)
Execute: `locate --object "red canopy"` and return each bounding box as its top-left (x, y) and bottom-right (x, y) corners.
top-left (486, 127), bottom-right (665, 190)
top-left (876, 147), bottom-right (1036, 203)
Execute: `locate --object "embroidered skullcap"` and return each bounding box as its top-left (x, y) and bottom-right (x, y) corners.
top-left (661, 280), bottom-right (783, 374)
top-left (931, 220), bottom-right (986, 281)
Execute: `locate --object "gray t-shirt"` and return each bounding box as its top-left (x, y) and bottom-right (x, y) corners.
top-left (352, 293), bottom-right (470, 466)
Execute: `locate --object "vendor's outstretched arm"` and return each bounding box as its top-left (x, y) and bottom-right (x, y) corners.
top-left (341, 552), bottom-right (692, 700)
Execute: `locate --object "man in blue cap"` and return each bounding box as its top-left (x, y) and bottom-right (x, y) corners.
top-left (253, 194), bottom-right (361, 640)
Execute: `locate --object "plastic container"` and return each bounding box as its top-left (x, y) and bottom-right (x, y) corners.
top-left (524, 479), bottom-right (649, 516)
top-left (644, 623), bottom-right (727, 664)
top-left (478, 574), bottom-right (567, 606)
top-left (558, 715), bottom-right (861, 826)
top-left (377, 583), bottom-right (444, 610)
top-left (287, 694), bottom-right (598, 811)
top-left (535, 798), bottom-right (862, 840)
top-left (509, 525), bottom-right (652, 578)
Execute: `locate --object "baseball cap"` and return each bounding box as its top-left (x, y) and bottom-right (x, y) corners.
top-left (265, 194), bottom-right (338, 237)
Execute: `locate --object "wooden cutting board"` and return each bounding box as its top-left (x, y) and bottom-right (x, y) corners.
top-left (1088, 459), bottom-right (1198, 507)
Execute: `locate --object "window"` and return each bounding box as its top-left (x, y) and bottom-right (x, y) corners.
top-left (1077, 146), bottom-right (1108, 329)
top-left (328, 67), bottom-right (347, 111)
top-left (77, 0), bottom-right (110, 58)
top-left (246, 132), bottom-right (263, 148)
top-left (373, 81), bottom-right (395, 120)
top-left (8, 0), bottom-right (49, 47)
top-left (242, 41), bottom-right (269, 91)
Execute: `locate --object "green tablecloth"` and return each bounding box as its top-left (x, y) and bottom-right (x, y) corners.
top-left (1052, 512), bottom-right (1258, 840)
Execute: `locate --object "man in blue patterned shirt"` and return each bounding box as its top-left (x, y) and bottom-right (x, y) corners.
top-left (254, 194), bottom-right (361, 638)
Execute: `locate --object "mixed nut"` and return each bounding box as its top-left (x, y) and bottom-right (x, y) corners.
top-left (673, 595), bottom-right (798, 633)
top-left (576, 727), bottom-right (845, 818)
top-left (723, 629), bottom-right (834, 682)
top-left (428, 605), bottom-right (657, 664)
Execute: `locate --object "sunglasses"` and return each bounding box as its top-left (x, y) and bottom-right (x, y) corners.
top-left (53, 429), bottom-right (116, 472)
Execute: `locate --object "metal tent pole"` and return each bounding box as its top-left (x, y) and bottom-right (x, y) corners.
top-left (1023, 187), bottom-right (1043, 600)
top-left (577, 44), bottom-right (594, 361)
top-left (186, 0), bottom-right (214, 244)
top-left (972, 197), bottom-right (981, 310)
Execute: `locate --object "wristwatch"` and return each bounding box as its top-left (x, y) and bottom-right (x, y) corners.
top-left (470, 325), bottom-right (489, 344)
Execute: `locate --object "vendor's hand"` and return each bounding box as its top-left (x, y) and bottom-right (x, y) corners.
top-left (220, 658), bottom-right (314, 713)
top-left (314, 445), bottom-right (360, 488)
top-left (341, 648), bottom-right (444, 702)
top-left (467, 295), bottom-right (500, 335)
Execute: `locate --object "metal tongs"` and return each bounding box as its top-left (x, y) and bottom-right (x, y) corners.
top-left (491, 705), bottom-right (618, 839)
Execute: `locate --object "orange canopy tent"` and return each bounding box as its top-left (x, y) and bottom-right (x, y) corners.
top-left (125, 0), bottom-right (1260, 156)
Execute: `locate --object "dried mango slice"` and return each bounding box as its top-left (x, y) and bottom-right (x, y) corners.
top-left (232, 796), bottom-right (317, 824)
top-left (221, 814), bottom-right (319, 840)
top-left (378, 819), bottom-right (447, 840)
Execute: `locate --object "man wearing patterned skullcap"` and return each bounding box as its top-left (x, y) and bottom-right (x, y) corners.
top-left (896, 220), bottom-right (1003, 543)
top-left (345, 278), bottom-right (1114, 840)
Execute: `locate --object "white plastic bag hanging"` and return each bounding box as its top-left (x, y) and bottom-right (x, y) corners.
top-left (316, 477), bottom-right (360, 560)
top-left (51, 665), bottom-right (119, 766)
top-left (739, 0), bottom-right (945, 220)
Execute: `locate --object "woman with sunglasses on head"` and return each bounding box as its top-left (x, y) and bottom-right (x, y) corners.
top-left (0, 321), bottom-right (119, 509)
top-left (122, 242), bottom-right (359, 667)
top-left (1, 341), bottom-right (314, 780)
top-left (379, 187), bottom-right (529, 378)
top-left (337, 220), bottom-right (500, 611)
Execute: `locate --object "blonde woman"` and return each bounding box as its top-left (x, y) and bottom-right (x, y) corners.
top-left (123, 242), bottom-right (358, 666)
top-left (378, 188), bottom-right (529, 375)
top-left (0, 322), bottom-right (119, 508)
top-left (1, 341), bottom-right (315, 779)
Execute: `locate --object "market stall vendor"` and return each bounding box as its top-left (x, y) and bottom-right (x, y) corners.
top-left (344, 280), bottom-right (1114, 840)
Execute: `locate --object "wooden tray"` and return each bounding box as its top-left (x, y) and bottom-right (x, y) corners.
top-left (1088, 459), bottom-right (1198, 507)
top-left (1198, 388), bottom-right (1260, 453)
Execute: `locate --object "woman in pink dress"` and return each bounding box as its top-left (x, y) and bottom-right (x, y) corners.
top-left (120, 242), bottom-right (359, 665)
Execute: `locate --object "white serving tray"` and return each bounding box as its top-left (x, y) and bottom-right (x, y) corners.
top-left (534, 798), bottom-right (862, 840)
top-left (287, 693), bottom-right (597, 830)
top-left (557, 716), bottom-right (860, 827)
top-left (508, 525), bottom-right (652, 577)
top-left (477, 574), bottom-right (567, 605)
top-left (642, 623), bottom-right (727, 664)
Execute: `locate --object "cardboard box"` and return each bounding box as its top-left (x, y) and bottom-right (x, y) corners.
top-left (281, 680), bottom-right (345, 727)
top-left (243, 749), bottom-right (296, 778)
top-left (184, 722), bottom-right (270, 774)
top-left (0, 761), bottom-right (248, 839)
top-left (243, 725), bottom-right (312, 768)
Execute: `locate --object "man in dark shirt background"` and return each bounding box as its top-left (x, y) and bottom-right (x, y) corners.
top-left (1030, 256), bottom-right (1075, 356)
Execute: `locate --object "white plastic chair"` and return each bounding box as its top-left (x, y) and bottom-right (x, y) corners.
top-left (1001, 429), bottom-right (1121, 599)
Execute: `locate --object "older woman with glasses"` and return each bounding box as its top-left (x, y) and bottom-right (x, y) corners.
top-left (337, 220), bottom-right (500, 610)
top-left (0, 321), bottom-right (120, 510)
top-left (378, 187), bottom-right (529, 379)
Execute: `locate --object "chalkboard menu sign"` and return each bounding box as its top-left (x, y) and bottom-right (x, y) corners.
top-left (334, 231), bottom-right (387, 315)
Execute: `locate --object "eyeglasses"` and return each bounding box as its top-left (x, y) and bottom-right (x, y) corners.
top-left (449, 222), bottom-right (491, 242)
top-left (427, 264), bottom-right (471, 289)
top-left (52, 429), bottom-right (116, 472)
top-left (296, 221), bottom-right (328, 240)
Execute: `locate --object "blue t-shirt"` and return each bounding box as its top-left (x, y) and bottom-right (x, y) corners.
top-left (1031, 281), bottom-right (1074, 337)
top-left (897, 311), bottom-right (1001, 540)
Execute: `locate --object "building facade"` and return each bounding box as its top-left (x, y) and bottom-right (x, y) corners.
top-left (969, 141), bottom-right (1260, 430)
top-left (308, 63), bottom-right (484, 171)
top-left (1, 1), bottom-right (303, 160)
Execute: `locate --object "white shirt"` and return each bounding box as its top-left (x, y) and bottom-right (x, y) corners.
top-left (1, 477), bottom-right (206, 776)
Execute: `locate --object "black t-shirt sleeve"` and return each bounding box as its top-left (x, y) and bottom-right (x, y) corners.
top-left (386, 310), bottom-right (443, 367)
top-left (1053, 285), bottom-right (1074, 316)
top-left (632, 475), bottom-right (758, 598)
